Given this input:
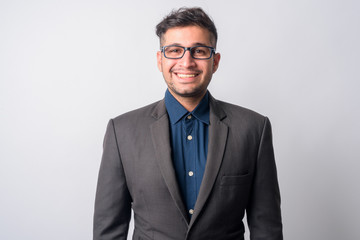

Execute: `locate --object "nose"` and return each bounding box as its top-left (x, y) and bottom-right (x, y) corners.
top-left (178, 50), bottom-right (196, 68)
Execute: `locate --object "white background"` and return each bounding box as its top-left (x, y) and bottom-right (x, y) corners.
top-left (1, 0), bottom-right (359, 239)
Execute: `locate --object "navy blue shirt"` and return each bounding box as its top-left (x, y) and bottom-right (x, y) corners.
top-left (165, 90), bottom-right (209, 218)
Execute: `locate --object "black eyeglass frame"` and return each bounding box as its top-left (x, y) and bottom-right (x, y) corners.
top-left (161, 45), bottom-right (216, 60)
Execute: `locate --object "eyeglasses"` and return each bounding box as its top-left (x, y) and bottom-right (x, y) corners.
top-left (161, 45), bottom-right (216, 60)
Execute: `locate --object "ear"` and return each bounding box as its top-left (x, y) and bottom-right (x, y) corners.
top-left (157, 51), bottom-right (163, 72)
top-left (212, 52), bottom-right (221, 73)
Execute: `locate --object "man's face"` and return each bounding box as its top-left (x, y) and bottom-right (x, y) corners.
top-left (157, 26), bottom-right (220, 99)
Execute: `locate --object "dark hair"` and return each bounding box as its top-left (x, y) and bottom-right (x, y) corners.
top-left (155, 7), bottom-right (218, 47)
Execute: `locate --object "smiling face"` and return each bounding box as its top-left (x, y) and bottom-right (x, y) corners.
top-left (157, 25), bottom-right (220, 104)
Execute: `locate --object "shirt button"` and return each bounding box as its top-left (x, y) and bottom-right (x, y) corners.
top-left (188, 171), bottom-right (194, 176)
top-left (189, 209), bottom-right (194, 215)
top-left (187, 115), bottom-right (192, 120)
top-left (187, 135), bottom-right (193, 140)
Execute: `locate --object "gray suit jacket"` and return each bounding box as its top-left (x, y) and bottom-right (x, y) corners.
top-left (94, 94), bottom-right (283, 240)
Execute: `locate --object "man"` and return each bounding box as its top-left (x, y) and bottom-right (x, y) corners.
top-left (94, 7), bottom-right (283, 240)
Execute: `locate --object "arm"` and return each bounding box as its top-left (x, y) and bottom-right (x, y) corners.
top-left (93, 119), bottom-right (132, 240)
top-left (247, 117), bottom-right (283, 240)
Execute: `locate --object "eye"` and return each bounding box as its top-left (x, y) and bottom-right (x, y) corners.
top-left (195, 49), bottom-right (205, 54)
top-left (192, 47), bottom-right (210, 57)
top-left (165, 46), bottom-right (183, 53)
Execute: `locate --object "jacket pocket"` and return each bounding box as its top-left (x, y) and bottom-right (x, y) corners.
top-left (220, 173), bottom-right (252, 186)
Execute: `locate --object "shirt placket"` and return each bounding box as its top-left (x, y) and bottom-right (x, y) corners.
top-left (184, 114), bottom-right (196, 216)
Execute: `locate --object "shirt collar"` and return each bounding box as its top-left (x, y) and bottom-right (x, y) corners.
top-left (165, 89), bottom-right (209, 125)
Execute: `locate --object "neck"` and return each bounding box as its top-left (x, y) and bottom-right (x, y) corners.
top-left (169, 90), bottom-right (207, 112)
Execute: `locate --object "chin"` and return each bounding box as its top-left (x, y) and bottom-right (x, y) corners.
top-left (173, 88), bottom-right (206, 98)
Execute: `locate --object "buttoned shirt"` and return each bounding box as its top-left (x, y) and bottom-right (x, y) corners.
top-left (165, 90), bottom-right (209, 218)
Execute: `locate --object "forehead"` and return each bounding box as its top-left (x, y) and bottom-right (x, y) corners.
top-left (161, 26), bottom-right (213, 46)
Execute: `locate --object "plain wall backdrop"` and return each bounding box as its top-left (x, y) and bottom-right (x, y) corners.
top-left (1, 0), bottom-right (359, 239)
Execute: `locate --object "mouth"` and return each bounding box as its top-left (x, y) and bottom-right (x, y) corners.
top-left (176, 73), bottom-right (199, 78)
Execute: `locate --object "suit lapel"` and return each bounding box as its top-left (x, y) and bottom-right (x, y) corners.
top-left (189, 95), bottom-right (228, 228)
top-left (150, 100), bottom-right (189, 224)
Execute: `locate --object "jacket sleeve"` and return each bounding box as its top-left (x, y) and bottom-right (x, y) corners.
top-left (246, 117), bottom-right (283, 240)
top-left (93, 119), bottom-right (132, 240)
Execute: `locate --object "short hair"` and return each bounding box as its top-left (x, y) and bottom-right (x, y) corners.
top-left (155, 7), bottom-right (218, 47)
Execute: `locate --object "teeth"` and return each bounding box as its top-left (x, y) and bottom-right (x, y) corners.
top-left (177, 74), bottom-right (197, 78)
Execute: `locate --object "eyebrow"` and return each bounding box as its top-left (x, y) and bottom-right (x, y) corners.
top-left (166, 42), bottom-right (210, 47)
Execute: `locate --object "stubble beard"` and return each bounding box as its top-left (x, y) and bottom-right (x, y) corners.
top-left (165, 77), bottom-right (211, 99)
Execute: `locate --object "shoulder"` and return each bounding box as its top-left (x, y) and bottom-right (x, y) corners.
top-left (212, 99), bottom-right (272, 142)
top-left (111, 100), bottom-right (164, 129)
top-left (212, 97), bottom-right (267, 123)
top-left (114, 100), bottom-right (161, 120)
